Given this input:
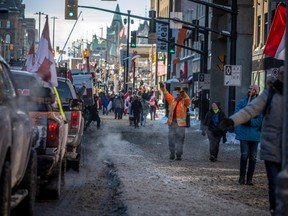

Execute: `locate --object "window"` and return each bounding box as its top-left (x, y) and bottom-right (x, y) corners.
top-left (6, 20), bottom-right (10, 28)
top-left (5, 34), bottom-right (10, 44)
top-left (0, 63), bottom-right (16, 100)
top-left (264, 13), bottom-right (268, 44)
top-left (257, 16), bottom-right (261, 47)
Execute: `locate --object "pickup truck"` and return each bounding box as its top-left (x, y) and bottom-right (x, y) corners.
top-left (0, 58), bottom-right (37, 216)
top-left (57, 77), bottom-right (84, 172)
top-left (11, 70), bottom-right (68, 200)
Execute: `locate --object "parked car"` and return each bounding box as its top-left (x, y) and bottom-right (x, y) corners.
top-left (0, 58), bottom-right (37, 216)
top-left (11, 70), bottom-right (68, 199)
top-left (57, 77), bottom-right (84, 172)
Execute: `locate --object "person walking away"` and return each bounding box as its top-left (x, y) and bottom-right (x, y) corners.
top-left (220, 66), bottom-right (284, 216)
top-left (113, 94), bottom-right (123, 119)
top-left (131, 95), bottom-right (142, 128)
top-left (149, 91), bottom-right (158, 120)
top-left (140, 96), bottom-right (149, 127)
top-left (101, 94), bottom-right (109, 115)
top-left (234, 84), bottom-right (263, 185)
top-left (85, 95), bottom-right (101, 130)
top-left (203, 102), bottom-right (226, 162)
top-left (128, 97), bottom-right (134, 126)
top-left (159, 82), bottom-right (190, 161)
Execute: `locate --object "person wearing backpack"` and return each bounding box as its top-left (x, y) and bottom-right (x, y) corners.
top-left (220, 66), bottom-right (284, 216)
top-left (234, 84), bottom-right (263, 185)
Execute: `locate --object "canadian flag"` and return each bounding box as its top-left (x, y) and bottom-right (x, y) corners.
top-left (123, 91), bottom-right (131, 114)
top-left (119, 27), bottom-right (126, 39)
top-left (263, 4), bottom-right (286, 60)
top-left (22, 41), bottom-right (36, 71)
top-left (149, 91), bottom-right (157, 108)
top-left (25, 15), bottom-right (58, 87)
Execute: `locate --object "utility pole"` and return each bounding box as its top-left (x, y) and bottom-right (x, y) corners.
top-left (34, 12), bottom-right (46, 41)
top-left (125, 10), bottom-right (131, 93)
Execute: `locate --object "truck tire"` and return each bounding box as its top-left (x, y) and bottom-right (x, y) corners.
top-left (73, 144), bottom-right (82, 172)
top-left (47, 162), bottom-right (62, 200)
top-left (61, 157), bottom-right (66, 187)
top-left (14, 149), bottom-right (37, 216)
top-left (0, 161), bottom-right (11, 216)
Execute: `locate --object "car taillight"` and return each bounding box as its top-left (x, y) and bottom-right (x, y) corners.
top-left (70, 111), bottom-right (80, 132)
top-left (47, 119), bottom-right (59, 148)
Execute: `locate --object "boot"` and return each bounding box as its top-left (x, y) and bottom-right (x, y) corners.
top-left (239, 159), bottom-right (247, 185)
top-left (246, 159), bottom-right (256, 185)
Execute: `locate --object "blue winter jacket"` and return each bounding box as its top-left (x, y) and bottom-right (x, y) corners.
top-left (234, 97), bottom-right (263, 141)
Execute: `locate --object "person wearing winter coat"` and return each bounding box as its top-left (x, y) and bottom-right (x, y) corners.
top-left (101, 94), bottom-right (109, 115)
top-left (159, 81), bottom-right (190, 161)
top-left (203, 102), bottom-right (226, 162)
top-left (234, 84), bottom-right (263, 185)
top-left (113, 94), bottom-right (124, 119)
top-left (131, 95), bottom-right (142, 128)
top-left (140, 97), bottom-right (149, 127)
top-left (220, 66), bottom-right (284, 216)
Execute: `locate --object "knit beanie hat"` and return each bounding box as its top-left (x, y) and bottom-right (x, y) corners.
top-left (249, 84), bottom-right (260, 95)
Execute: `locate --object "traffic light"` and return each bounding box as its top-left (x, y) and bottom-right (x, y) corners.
top-left (130, 31), bottom-right (137, 48)
top-left (82, 48), bottom-right (89, 58)
top-left (65, 0), bottom-right (78, 20)
top-left (169, 37), bottom-right (175, 54)
top-left (217, 55), bottom-right (226, 71)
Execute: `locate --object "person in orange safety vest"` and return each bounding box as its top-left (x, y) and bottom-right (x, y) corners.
top-left (159, 81), bottom-right (191, 161)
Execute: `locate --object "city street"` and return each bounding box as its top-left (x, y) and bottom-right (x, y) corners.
top-left (35, 111), bottom-right (270, 216)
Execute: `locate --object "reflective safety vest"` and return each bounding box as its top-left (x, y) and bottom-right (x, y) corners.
top-left (162, 88), bottom-right (190, 126)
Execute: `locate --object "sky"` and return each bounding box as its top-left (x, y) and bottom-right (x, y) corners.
top-left (23, 0), bottom-right (150, 53)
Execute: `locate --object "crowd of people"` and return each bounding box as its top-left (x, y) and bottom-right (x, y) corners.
top-left (77, 66), bottom-right (285, 215)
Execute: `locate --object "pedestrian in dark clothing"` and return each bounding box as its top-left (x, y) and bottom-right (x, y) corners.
top-left (131, 95), bottom-right (142, 128)
top-left (101, 94), bottom-right (109, 115)
top-left (159, 82), bottom-right (190, 161)
top-left (220, 66), bottom-right (284, 216)
top-left (85, 95), bottom-right (101, 130)
top-left (234, 84), bottom-right (263, 185)
top-left (203, 102), bottom-right (226, 162)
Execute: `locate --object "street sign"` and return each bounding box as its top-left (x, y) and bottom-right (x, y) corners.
top-left (148, 32), bottom-right (157, 44)
top-left (156, 19), bottom-right (168, 52)
top-left (198, 73), bottom-right (210, 90)
top-left (224, 65), bottom-right (242, 86)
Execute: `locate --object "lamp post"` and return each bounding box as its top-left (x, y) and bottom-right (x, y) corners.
top-left (34, 12), bottom-right (47, 41)
top-left (131, 54), bottom-right (140, 88)
top-left (124, 10), bottom-right (134, 92)
top-left (50, 16), bottom-right (58, 50)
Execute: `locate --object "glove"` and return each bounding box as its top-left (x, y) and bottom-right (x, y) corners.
top-left (201, 130), bottom-right (206, 136)
top-left (219, 118), bottom-right (234, 131)
top-left (180, 90), bottom-right (185, 98)
top-left (175, 86), bottom-right (183, 92)
top-left (159, 81), bottom-right (165, 88)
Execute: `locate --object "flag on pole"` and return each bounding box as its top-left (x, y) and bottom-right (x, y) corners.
top-left (26, 15), bottom-right (58, 87)
top-left (123, 91), bottom-right (131, 114)
top-left (263, 4), bottom-right (286, 60)
top-left (23, 41), bottom-right (36, 71)
top-left (119, 27), bottom-right (126, 38)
